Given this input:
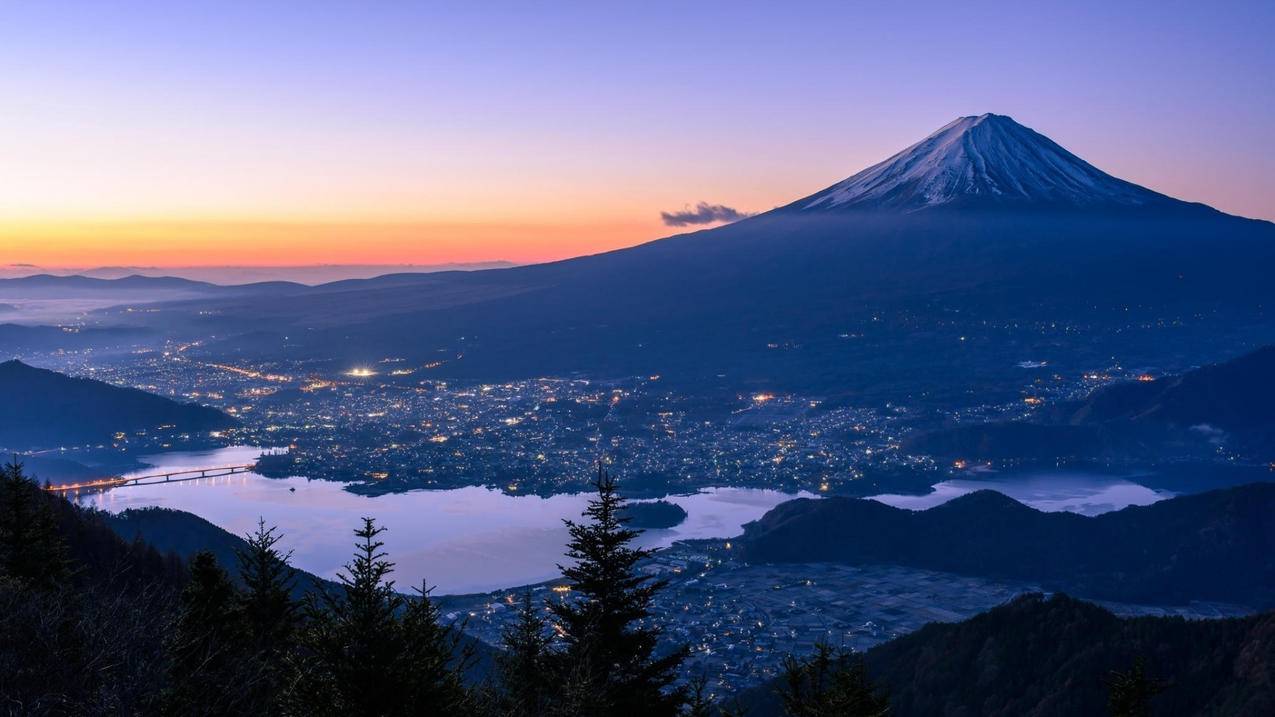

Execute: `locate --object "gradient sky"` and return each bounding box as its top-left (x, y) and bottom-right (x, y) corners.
top-left (2, 1), bottom-right (1272, 268)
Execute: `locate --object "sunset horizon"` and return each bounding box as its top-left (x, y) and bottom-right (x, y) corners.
top-left (4, 2), bottom-right (1273, 270)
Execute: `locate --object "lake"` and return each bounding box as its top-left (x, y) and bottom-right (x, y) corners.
top-left (76, 447), bottom-right (1174, 593)
top-left (76, 446), bottom-right (815, 594)
top-left (870, 469), bottom-right (1172, 516)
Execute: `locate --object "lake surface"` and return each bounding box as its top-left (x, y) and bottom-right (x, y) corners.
top-left (77, 447), bottom-right (815, 594)
top-left (76, 448), bottom-right (1174, 593)
top-left (869, 469), bottom-right (1172, 516)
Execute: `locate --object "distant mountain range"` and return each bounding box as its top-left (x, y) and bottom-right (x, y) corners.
top-left (737, 483), bottom-right (1275, 608)
top-left (905, 345), bottom-right (1275, 462)
top-left (112, 113), bottom-right (1275, 400)
top-left (0, 262), bottom-right (518, 285)
top-left (0, 273), bottom-right (304, 299)
top-left (740, 593), bottom-right (1275, 717)
top-left (0, 360), bottom-right (236, 450)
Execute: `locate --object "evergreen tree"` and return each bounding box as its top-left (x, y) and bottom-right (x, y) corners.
top-left (497, 591), bottom-right (553, 716)
top-left (778, 642), bottom-right (889, 717)
top-left (1107, 657), bottom-right (1167, 717)
top-left (0, 459), bottom-right (70, 590)
top-left (546, 467), bottom-right (688, 716)
top-left (283, 517), bottom-right (474, 717)
top-left (235, 518), bottom-right (300, 710)
top-left (685, 674), bottom-right (716, 717)
top-left (400, 579), bottom-right (475, 712)
top-left (236, 518), bottom-right (299, 650)
top-left (162, 551), bottom-right (249, 716)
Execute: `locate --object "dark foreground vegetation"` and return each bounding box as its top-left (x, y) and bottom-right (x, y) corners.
top-left (740, 593), bottom-right (1275, 716)
top-left (3, 459), bottom-right (1272, 716)
top-left (1, 462), bottom-right (703, 716)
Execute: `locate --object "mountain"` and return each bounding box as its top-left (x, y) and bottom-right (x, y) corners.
top-left (135, 114), bottom-right (1275, 401)
top-left (905, 345), bottom-right (1275, 461)
top-left (0, 273), bottom-right (305, 307)
top-left (739, 593), bottom-right (1275, 717)
top-left (792, 113), bottom-right (1180, 212)
top-left (0, 360), bottom-right (237, 450)
top-left (737, 483), bottom-right (1275, 608)
top-left (1069, 345), bottom-right (1275, 429)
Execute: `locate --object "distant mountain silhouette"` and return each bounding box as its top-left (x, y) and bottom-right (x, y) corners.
top-left (0, 360), bottom-right (237, 450)
top-left (129, 114), bottom-right (1275, 400)
top-left (906, 345), bottom-right (1275, 461)
top-left (739, 593), bottom-right (1275, 717)
top-left (737, 483), bottom-right (1275, 608)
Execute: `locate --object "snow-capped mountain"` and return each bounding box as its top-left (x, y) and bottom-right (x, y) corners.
top-left (155, 113), bottom-right (1275, 400)
top-left (797, 114), bottom-right (1176, 212)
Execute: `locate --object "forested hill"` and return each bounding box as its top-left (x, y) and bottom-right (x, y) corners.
top-left (738, 483), bottom-right (1275, 607)
top-left (740, 593), bottom-right (1275, 717)
top-left (903, 344), bottom-right (1275, 462)
top-left (0, 359), bottom-right (236, 450)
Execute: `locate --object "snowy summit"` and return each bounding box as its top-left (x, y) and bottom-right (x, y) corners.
top-left (800, 113), bottom-right (1174, 212)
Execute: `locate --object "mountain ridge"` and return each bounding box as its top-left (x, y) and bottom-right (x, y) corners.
top-left (0, 360), bottom-right (237, 450)
top-left (737, 482), bottom-right (1275, 608)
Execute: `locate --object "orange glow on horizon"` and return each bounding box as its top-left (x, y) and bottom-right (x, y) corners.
top-left (0, 217), bottom-right (667, 268)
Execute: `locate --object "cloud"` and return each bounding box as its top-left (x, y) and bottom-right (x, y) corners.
top-left (660, 202), bottom-right (753, 227)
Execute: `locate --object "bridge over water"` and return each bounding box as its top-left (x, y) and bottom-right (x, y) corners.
top-left (44, 464), bottom-right (258, 494)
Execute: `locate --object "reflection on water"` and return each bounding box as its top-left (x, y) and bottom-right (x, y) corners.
top-left (78, 447), bottom-right (812, 594)
top-left (870, 470), bottom-right (1173, 516)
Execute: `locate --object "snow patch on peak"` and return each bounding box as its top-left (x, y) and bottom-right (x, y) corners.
top-left (801, 114), bottom-right (1171, 212)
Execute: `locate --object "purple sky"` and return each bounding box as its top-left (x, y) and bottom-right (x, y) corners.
top-left (1, 1), bottom-right (1271, 267)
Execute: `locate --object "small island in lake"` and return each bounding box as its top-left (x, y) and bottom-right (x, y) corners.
top-left (253, 451), bottom-right (298, 478)
top-left (622, 500), bottom-right (688, 529)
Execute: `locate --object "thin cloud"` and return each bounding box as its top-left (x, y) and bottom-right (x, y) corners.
top-left (660, 202), bottom-right (753, 227)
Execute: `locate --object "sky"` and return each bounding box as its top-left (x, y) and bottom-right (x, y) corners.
top-left (1, 1), bottom-right (1272, 270)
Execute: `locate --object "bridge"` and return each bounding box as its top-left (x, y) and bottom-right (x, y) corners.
top-left (45, 464), bottom-right (258, 494)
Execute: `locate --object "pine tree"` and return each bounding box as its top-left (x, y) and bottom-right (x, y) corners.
top-left (546, 467), bottom-right (688, 716)
top-left (235, 518), bottom-right (300, 710)
top-left (400, 579), bottom-right (475, 713)
top-left (497, 591), bottom-right (552, 716)
top-left (283, 517), bottom-right (474, 717)
top-left (237, 518), bottom-right (299, 651)
top-left (162, 551), bottom-right (248, 716)
top-left (0, 459), bottom-right (70, 590)
top-left (779, 642), bottom-right (889, 717)
top-left (1107, 657), bottom-right (1167, 717)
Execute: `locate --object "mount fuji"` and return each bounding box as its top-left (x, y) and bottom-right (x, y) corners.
top-left (151, 114), bottom-right (1275, 401)
top-left (793, 113), bottom-right (1177, 211)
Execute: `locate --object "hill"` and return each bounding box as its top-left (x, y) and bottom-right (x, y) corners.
top-left (905, 345), bottom-right (1275, 461)
top-left (105, 507), bottom-right (340, 601)
top-left (737, 483), bottom-right (1275, 608)
top-left (740, 593), bottom-right (1275, 717)
top-left (1068, 345), bottom-right (1275, 429)
top-left (0, 359), bottom-right (237, 450)
top-left (136, 114), bottom-right (1275, 402)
